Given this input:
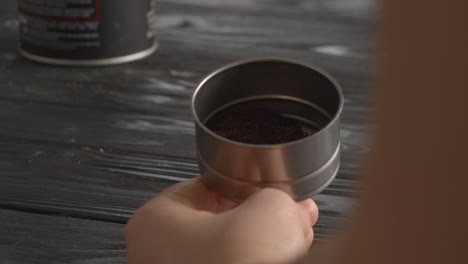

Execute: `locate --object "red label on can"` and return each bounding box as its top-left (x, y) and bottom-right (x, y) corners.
top-left (18, 0), bottom-right (156, 64)
top-left (19, 0), bottom-right (101, 22)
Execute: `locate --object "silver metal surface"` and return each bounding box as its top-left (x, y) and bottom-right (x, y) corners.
top-left (191, 58), bottom-right (344, 201)
top-left (18, 42), bottom-right (158, 66)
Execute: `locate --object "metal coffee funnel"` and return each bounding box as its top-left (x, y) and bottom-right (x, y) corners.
top-left (191, 58), bottom-right (343, 201)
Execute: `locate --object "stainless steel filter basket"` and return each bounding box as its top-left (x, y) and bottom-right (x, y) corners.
top-left (191, 58), bottom-right (343, 201)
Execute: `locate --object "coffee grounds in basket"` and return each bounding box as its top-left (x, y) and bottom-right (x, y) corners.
top-left (205, 107), bottom-right (315, 144)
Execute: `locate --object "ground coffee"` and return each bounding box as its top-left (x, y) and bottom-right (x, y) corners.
top-left (205, 100), bottom-right (316, 144)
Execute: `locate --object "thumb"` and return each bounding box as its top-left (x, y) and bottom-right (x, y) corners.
top-left (234, 188), bottom-right (314, 240)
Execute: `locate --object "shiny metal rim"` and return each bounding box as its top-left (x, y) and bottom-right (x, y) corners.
top-left (200, 158), bottom-right (340, 201)
top-left (191, 57), bottom-right (344, 149)
top-left (18, 41), bottom-right (158, 66)
top-left (198, 142), bottom-right (341, 184)
top-left (199, 142), bottom-right (340, 201)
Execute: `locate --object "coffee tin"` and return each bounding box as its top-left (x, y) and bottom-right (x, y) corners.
top-left (18, 0), bottom-right (157, 66)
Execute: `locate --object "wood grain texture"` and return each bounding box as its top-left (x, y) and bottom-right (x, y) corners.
top-left (0, 209), bottom-right (126, 263)
top-left (0, 135), bottom-right (358, 240)
top-left (0, 0), bottom-right (374, 261)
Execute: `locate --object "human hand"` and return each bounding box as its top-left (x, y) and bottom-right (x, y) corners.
top-left (125, 177), bottom-right (319, 264)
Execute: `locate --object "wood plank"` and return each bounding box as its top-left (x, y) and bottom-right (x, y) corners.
top-left (162, 0), bottom-right (375, 19)
top-left (0, 136), bottom-right (358, 241)
top-left (0, 133), bottom-right (355, 238)
top-left (0, 1), bottom-right (373, 115)
top-left (0, 96), bottom-right (368, 158)
top-left (0, 209), bottom-right (127, 263)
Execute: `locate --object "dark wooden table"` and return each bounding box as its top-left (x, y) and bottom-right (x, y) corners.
top-left (0, 0), bottom-right (373, 262)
